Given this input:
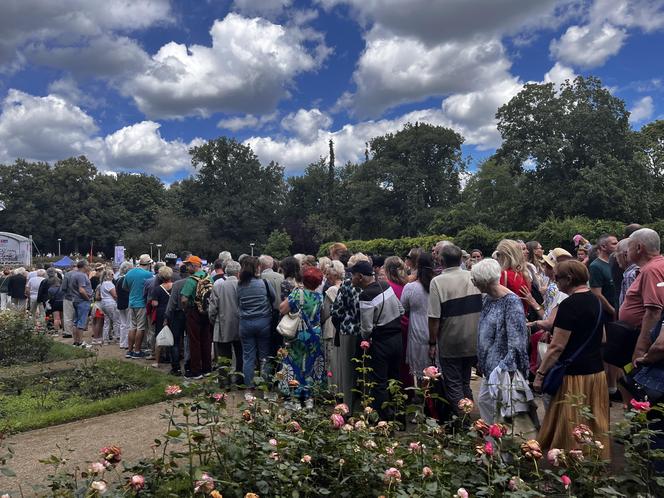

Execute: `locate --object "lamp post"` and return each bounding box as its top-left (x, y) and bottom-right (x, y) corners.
top-left (250, 242), bottom-right (255, 257)
top-left (149, 242), bottom-right (154, 259)
top-left (156, 243), bottom-right (162, 262)
top-left (57, 238), bottom-right (61, 256)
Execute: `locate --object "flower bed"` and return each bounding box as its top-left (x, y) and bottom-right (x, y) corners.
top-left (0, 359), bottom-right (174, 434)
top-left (0, 310), bottom-right (91, 366)
top-left (2, 354), bottom-right (662, 497)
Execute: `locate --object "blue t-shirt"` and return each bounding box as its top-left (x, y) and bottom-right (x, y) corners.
top-left (123, 268), bottom-right (154, 308)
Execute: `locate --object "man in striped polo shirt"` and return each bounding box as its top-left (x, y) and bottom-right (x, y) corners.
top-left (428, 244), bottom-right (482, 416)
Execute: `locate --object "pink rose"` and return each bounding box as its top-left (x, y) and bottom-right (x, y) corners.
top-left (457, 398), bottom-right (474, 414)
top-left (488, 423), bottom-right (506, 439)
top-left (484, 441), bottom-right (494, 457)
top-left (330, 413), bottom-right (345, 429)
top-left (301, 454), bottom-right (312, 464)
top-left (508, 476), bottom-right (524, 491)
top-left (334, 403), bottom-right (350, 415)
top-left (360, 340), bottom-right (370, 350)
top-left (210, 392), bottom-right (226, 402)
top-left (327, 370), bottom-right (333, 378)
top-left (561, 474), bottom-right (572, 489)
top-left (194, 473), bottom-right (215, 494)
top-left (422, 466), bottom-right (433, 478)
top-left (456, 488), bottom-right (469, 498)
top-left (355, 420), bottom-right (367, 430)
top-left (287, 420), bottom-right (302, 433)
top-left (572, 424), bottom-right (593, 445)
top-left (100, 445), bottom-right (122, 464)
top-left (423, 366), bottom-right (441, 380)
top-left (409, 441), bottom-right (422, 453)
top-left (630, 398), bottom-right (651, 412)
top-left (164, 385), bottom-right (182, 396)
top-left (547, 448), bottom-right (565, 467)
top-left (90, 481), bottom-right (107, 494)
top-left (89, 461), bottom-right (106, 474)
top-left (341, 423), bottom-right (354, 432)
top-left (130, 475), bottom-right (145, 491)
top-left (383, 467), bottom-right (401, 483)
top-left (269, 438), bottom-right (277, 446)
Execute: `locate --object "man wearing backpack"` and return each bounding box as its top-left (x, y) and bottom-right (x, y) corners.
top-left (180, 255), bottom-right (213, 379)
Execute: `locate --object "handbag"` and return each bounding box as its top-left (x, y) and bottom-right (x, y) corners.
top-left (277, 289), bottom-right (306, 339)
top-left (156, 325), bottom-right (174, 347)
top-left (542, 298), bottom-right (602, 396)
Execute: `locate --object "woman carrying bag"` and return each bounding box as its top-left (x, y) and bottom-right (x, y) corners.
top-left (534, 260), bottom-right (610, 459)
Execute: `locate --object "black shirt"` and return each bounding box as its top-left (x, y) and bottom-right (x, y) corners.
top-left (553, 291), bottom-right (603, 376)
top-left (7, 274), bottom-right (26, 299)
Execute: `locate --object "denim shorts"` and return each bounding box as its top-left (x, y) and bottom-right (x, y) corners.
top-left (73, 301), bottom-right (91, 330)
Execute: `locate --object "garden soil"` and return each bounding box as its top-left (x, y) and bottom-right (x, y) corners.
top-left (1, 332), bottom-right (626, 495)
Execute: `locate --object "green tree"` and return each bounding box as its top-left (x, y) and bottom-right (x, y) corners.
top-left (189, 137), bottom-right (287, 255)
top-left (495, 76), bottom-right (650, 222)
top-left (263, 229), bottom-right (292, 259)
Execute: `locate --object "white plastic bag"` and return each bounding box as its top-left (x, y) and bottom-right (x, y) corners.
top-left (156, 325), bottom-right (174, 347)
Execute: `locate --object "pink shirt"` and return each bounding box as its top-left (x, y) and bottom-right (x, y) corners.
top-left (619, 255), bottom-right (664, 328)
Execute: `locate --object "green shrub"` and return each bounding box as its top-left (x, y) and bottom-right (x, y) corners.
top-left (0, 311), bottom-right (51, 366)
top-left (317, 234), bottom-right (451, 257)
top-left (318, 217), bottom-right (664, 258)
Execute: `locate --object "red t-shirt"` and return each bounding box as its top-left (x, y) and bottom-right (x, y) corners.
top-left (501, 269), bottom-right (529, 313)
top-left (619, 255), bottom-right (664, 328)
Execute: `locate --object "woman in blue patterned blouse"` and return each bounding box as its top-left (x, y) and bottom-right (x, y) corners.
top-left (471, 258), bottom-right (530, 423)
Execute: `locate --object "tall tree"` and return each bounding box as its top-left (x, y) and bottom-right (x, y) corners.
top-left (189, 137), bottom-right (287, 255)
top-left (495, 76), bottom-right (650, 222)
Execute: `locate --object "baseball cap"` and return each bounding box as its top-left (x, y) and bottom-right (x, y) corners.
top-left (184, 255), bottom-right (203, 266)
top-left (349, 260), bottom-right (374, 276)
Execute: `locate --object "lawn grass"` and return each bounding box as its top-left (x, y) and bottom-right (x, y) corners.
top-left (0, 359), bottom-right (178, 433)
top-left (44, 340), bottom-right (94, 362)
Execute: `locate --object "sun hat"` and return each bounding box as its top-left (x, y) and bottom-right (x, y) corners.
top-left (543, 248), bottom-right (573, 268)
top-left (138, 254), bottom-right (153, 266)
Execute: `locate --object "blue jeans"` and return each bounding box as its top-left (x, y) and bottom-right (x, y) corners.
top-left (240, 315), bottom-right (271, 387)
top-left (73, 301), bottom-right (91, 330)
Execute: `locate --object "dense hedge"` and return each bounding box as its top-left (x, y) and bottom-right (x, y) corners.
top-left (318, 217), bottom-right (663, 257)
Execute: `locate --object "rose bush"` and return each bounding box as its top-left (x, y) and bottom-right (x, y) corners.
top-left (1, 349), bottom-right (663, 497)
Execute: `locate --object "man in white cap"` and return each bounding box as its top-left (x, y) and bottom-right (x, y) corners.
top-left (123, 254), bottom-right (153, 359)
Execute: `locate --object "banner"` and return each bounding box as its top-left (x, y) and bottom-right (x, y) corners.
top-left (0, 232), bottom-right (31, 266)
top-left (114, 246), bottom-right (125, 264)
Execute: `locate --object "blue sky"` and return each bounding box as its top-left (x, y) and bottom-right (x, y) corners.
top-left (0, 0), bottom-right (662, 183)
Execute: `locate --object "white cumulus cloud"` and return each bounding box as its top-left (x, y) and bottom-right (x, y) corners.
top-left (0, 89), bottom-right (199, 177)
top-left (550, 23), bottom-right (626, 68)
top-left (122, 13), bottom-right (329, 119)
top-left (232, 0), bottom-right (293, 20)
top-left (629, 96), bottom-right (654, 124)
top-left (0, 0), bottom-right (172, 70)
top-left (281, 108), bottom-right (332, 142)
top-left (543, 62), bottom-right (577, 86)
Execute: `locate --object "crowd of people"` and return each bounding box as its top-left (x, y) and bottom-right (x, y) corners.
top-left (2, 225), bottom-right (664, 467)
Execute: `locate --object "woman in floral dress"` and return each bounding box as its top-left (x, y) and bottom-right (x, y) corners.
top-left (279, 267), bottom-right (326, 406)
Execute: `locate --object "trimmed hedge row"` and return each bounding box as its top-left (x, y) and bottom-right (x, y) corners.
top-left (318, 217), bottom-right (662, 257)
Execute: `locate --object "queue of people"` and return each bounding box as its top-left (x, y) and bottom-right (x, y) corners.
top-left (3, 226), bottom-right (664, 471)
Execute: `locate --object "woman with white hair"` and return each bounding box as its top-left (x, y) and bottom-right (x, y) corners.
top-left (471, 258), bottom-right (530, 423)
top-left (99, 269), bottom-right (120, 344)
top-left (320, 260), bottom-right (345, 388)
top-left (27, 269), bottom-right (46, 320)
top-left (114, 261), bottom-right (133, 349)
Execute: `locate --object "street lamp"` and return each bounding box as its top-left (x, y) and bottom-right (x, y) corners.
top-left (250, 242), bottom-right (255, 256)
top-left (156, 243), bottom-right (162, 262)
top-left (149, 242), bottom-right (154, 259)
top-left (57, 238), bottom-right (61, 256)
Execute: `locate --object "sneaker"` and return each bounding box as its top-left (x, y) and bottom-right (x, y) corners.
top-left (125, 351), bottom-right (135, 359)
top-left (133, 351), bottom-right (147, 359)
top-left (62, 333), bottom-right (73, 338)
top-left (80, 342), bottom-right (92, 349)
top-left (185, 373), bottom-right (203, 380)
top-left (169, 368), bottom-right (182, 376)
top-left (91, 339), bottom-right (102, 345)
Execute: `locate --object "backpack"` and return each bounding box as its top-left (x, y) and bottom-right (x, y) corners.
top-left (192, 275), bottom-right (213, 314)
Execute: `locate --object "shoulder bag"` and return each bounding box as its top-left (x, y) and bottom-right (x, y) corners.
top-left (542, 298), bottom-right (602, 396)
top-left (276, 288), bottom-right (305, 340)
